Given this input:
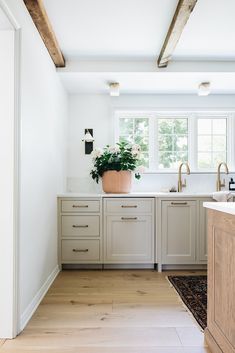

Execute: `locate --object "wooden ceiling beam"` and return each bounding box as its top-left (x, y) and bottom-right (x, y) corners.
top-left (23, 0), bottom-right (65, 67)
top-left (157, 0), bottom-right (198, 68)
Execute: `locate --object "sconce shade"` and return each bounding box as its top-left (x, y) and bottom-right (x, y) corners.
top-left (83, 130), bottom-right (94, 142)
top-left (82, 129), bottom-right (94, 154)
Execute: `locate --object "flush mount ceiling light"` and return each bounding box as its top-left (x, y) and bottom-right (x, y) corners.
top-left (109, 82), bottom-right (120, 96)
top-left (198, 82), bottom-right (211, 96)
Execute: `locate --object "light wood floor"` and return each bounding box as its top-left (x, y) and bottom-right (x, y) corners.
top-left (1, 270), bottom-right (210, 353)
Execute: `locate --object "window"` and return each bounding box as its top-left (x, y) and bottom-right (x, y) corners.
top-left (158, 118), bottom-right (188, 169)
top-left (197, 118), bottom-right (227, 169)
top-left (116, 112), bottom-right (233, 172)
top-left (118, 117), bottom-right (149, 167)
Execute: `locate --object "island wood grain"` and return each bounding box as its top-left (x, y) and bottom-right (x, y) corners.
top-left (205, 209), bottom-right (235, 353)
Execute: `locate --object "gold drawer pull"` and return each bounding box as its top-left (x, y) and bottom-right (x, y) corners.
top-left (72, 248), bottom-right (89, 252)
top-left (121, 205), bottom-right (137, 208)
top-left (121, 217), bottom-right (138, 220)
top-left (171, 202), bottom-right (188, 205)
top-left (72, 225), bottom-right (89, 228)
top-left (72, 205), bottom-right (89, 208)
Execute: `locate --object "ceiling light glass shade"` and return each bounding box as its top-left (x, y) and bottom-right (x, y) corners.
top-left (198, 82), bottom-right (211, 96)
top-left (83, 131), bottom-right (94, 142)
top-left (109, 82), bottom-right (120, 96)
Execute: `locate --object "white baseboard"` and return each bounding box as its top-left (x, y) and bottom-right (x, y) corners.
top-left (20, 265), bottom-right (60, 331)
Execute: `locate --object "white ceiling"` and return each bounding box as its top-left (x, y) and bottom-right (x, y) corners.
top-left (43, 0), bottom-right (235, 94)
top-left (174, 0), bottom-right (235, 60)
top-left (43, 0), bottom-right (178, 59)
top-left (44, 0), bottom-right (235, 60)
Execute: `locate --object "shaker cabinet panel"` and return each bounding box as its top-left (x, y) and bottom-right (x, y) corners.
top-left (206, 209), bottom-right (235, 353)
top-left (105, 215), bottom-right (153, 263)
top-left (161, 200), bottom-right (197, 264)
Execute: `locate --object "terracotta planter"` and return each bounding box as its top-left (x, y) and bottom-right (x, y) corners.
top-left (102, 170), bottom-right (132, 194)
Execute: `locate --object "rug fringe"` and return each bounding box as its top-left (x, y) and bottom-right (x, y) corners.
top-left (165, 276), bottom-right (204, 333)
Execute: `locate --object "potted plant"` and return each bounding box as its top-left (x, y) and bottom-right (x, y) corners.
top-left (90, 142), bottom-right (144, 193)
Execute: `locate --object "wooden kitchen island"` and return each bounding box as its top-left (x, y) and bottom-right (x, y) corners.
top-left (204, 202), bottom-right (235, 353)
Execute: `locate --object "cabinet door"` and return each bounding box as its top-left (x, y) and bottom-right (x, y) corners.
top-left (198, 198), bottom-right (212, 262)
top-left (105, 215), bottom-right (153, 263)
top-left (162, 200), bottom-right (197, 264)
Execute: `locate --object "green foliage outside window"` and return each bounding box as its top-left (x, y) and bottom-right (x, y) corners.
top-left (158, 118), bottom-right (188, 169)
top-left (118, 116), bottom-right (227, 171)
top-left (119, 117), bottom-right (149, 168)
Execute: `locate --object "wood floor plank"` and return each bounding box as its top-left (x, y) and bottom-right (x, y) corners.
top-left (0, 270), bottom-right (208, 352)
top-left (0, 340), bottom-right (5, 347)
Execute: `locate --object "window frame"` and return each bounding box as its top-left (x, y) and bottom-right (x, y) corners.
top-left (114, 110), bottom-right (235, 173)
top-left (195, 115), bottom-right (229, 171)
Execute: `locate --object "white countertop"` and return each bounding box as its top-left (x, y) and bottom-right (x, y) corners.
top-left (57, 192), bottom-right (222, 198)
top-left (203, 202), bottom-right (235, 215)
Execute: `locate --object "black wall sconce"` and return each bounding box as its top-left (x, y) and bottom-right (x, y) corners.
top-left (82, 129), bottom-right (94, 154)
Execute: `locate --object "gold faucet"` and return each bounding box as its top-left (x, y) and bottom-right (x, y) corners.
top-left (216, 162), bottom-right (229, 191)
top-left (178, 162), bottom-right (191, 192)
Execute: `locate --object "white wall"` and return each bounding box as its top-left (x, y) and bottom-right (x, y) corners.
top-left (3, 0), bottom-right (68, 334)
top-left (68, 94), bottom-right (112, 192)
top-left (0, 30), bottom-right (16, 339)
top-left (67, 94), bottom-right (235, 193)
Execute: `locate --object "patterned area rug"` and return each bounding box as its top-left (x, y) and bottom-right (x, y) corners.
top-left (168, 275), bottom-right (207, 330)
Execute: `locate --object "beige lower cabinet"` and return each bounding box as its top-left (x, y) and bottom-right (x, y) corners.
top-left (160, 197), bottom-right (211, 267)
top-left (104, 198), bottom-right (154, 264)
top-left (58, 197), bottom-right (102, 265)
top-left (58, 195), bottom-right (211, 268)
top-left (161, 200), bottom-right (197, 264)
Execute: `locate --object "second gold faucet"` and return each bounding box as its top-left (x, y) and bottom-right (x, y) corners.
top-left (178, 162), bottom-right (191, 192)
top-left (216, 162), bottom-right (229, 191)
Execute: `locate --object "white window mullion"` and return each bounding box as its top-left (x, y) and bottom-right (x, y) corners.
top-left (188, 113), bottom-right (197, 171)
top-left (148, 115), bottom-right (156, 171)
top-left (114, 111), bottom-right (120, 144)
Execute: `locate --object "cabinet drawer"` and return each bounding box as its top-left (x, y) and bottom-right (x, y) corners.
top-left (61, 200), bottom-right (100, 213)
top-left (61, 240), bottom-right (100, 262)
top-left (61, 216), bottom-right (99, 237)
top-left (105, 198), bottom-right (153, 214)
